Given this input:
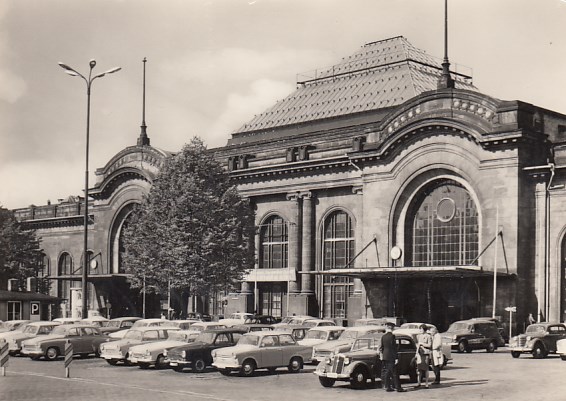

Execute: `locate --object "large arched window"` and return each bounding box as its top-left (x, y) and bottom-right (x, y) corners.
top-left (408, 180), bottom-right (479, 266)
top-left (260, 215), bottom-right (288, 269)
top-left (110, 203), bottom-right (138, 274)
top-left (58, 253), bottom-right (73, 276)
top-left (322, 210), bottom-right (355, 318)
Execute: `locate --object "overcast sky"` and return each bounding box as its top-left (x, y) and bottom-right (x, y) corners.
top-left (1, 0), bottom-right (566, 209)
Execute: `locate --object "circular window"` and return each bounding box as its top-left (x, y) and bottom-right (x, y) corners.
top-left (436, 197), bottom-right (456, 222)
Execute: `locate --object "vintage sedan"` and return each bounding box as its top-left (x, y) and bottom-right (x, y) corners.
top-left (166, 329), bottom-right (244, 372)
top-left (99, 317), bottom-right (142, 336)
top-left (298, 326), bottom-right (346, 348)
top-left (0, 320), bottom-right (31, 334)
top-left (99, 326), bottom-right (179, 365)
top-left (108, 318), bottom-right (173, 339)
top-left (21, 324), bottom-right (106, 361)
top-left (509, 322), bottom-right (566, 358)
top-left (312, 326), bottom-right (385, 363)
top-left (127, 330), bottom-right (200, 368)
top-left (212, 330), bottom-right (312, 376)
top-left (6, 321), bottom-right (60, 355)
top-left (218, 312), bottom-right (254, 327)
top-left (314, 332), bottom-right (417, 389)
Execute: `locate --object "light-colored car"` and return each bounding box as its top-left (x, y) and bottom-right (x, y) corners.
top-left (555, 338), bottom-right (566, 360)
top-left (272, 316), bottom-right (317, 328)
top-left (169, 319), bottom-right (202, 330)
top-left (108, 318), bottom-right (173, 339)
top-left (188, 322), bottom-right (227, 332)
top-left (99, 326), bottom-right (180, 365)
top-left (218, 312), bottom-right (254, 327)
top-left (0, 320), bottom-right (31, 334)
top-left (353, 318), bottom-right (390, 327)
top-left (212, 330), bottom-right (312, 376)
top-left (127, 330), bottom-right (200, 368)
top-left (312, 326), bottom-right (385, 363)
top-left (99, 317), bottom-right (142, 336)
top-left (81, 316), bottom-right (110, 327)
top-left (52, 318), bottom-right (81, 324)
top-left (6, 321), bottom-right (60, 355)
top-left (393, 327), bottom-right (452, 367)
top-left (21, 324), bottom-right (106, 360)
top-left (298, 326), bottom-right (346, 348)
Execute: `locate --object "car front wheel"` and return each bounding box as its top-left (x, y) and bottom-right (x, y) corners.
top-left (319, 377), bottom-right (336, 388)
top-left (239, 359), bottom-right (256, 377)
top-left (192, 358), bottom-right (206, 373)
top-left (486, 341), bottom-right (496, 353)
top-left (457, 340), bottom-right (468, 353)
top-left (45, 347), bottom-right (59, 361)
top-left (560, 355), bottom-right (566, 361)
top-left (532, 344), bottom-right (547, 359)
top-left (511, 351), bottom-right (521, 359)
top-left (288, 357), bottom-right (302, 373)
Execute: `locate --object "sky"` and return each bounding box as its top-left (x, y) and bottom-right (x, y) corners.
top-left (2, 0), bottom-right (566, 210)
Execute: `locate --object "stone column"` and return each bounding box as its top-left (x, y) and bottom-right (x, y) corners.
top-left (286, 193), bottom-right (300, 294)
top-left (352, 185), bottom-right (364, 295)
top-left (534, 181), bottom-right (547, 322)
top-left (301, 191), bottom-right (314, 294)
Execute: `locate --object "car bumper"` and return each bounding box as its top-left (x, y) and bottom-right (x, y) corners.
top-left (510, 346), bottom-right (532, 353)
top-left (212, 360), bottom-right (241, 370)
top-left (128, 356), bottom-right (154, 364)
top-left (100, 351), bottom-right (125, 361)
top-left (168, 358), bottom-right (190, 367)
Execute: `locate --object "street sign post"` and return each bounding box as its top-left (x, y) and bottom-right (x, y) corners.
top-left (505, 306), bottom-right (517, 340)
top-left (0, 339), bottom-right (9, 376)
top-left (64, 340), bottom-right (73, 378)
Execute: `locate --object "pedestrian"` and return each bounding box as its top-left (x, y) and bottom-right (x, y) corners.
top-left (416, 324), bottom-right (432, 388)
top-left (379, 323), bottom-right (407, 392)
top-left (430, 326), bottom-right (443, 385)
top-left (527, 313), bottom-right (536, 326)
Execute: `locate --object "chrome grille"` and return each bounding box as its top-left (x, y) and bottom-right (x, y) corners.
top-left (518, 337), bottom-right (527, 347)
top-left (330, 355), bottom-right (345, 374)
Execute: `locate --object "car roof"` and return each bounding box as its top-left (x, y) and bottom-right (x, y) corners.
top-left (242, 330), bottom-right (295, 337)
top-left (28, 321), bottom-right (60, 326)
top-left (308, 326), bottom-right (346, 332)
top-left (58, 324), bottom-right (99, 329)
top-left (110, 317), bottom-right (142, 322)
top-left (127, 326), bottom-right (179, 332)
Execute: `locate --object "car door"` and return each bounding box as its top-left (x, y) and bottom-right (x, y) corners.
top-left (547, 325), bottom-right (566, 352)
top-left (396, 337), bottom-right (416, 375)
top-left (467, 324), bottom-right (485, 348)
top-left (278, 334), bottom-right (299, 365)
top-left (258, 335), bottom-right (282, 368)
top-left (67, 327), bottom-right (86, 353)
top-left (81, 327), bottom-right (100, 354)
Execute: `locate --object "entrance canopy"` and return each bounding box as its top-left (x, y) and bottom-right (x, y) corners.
top-left (301, 265), bottom-right (512, 279)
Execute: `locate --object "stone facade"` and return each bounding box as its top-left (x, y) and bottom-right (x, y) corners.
top-left (12, 37), bottom-right (566, 333)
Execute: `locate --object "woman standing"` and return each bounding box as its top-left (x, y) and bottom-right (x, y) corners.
top-left (416, 324), bottom-right (432, 388)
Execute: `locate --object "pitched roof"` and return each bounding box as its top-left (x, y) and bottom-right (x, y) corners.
top-left (233, 36), bottom-right (476, 136)
top-left (0, 290), bottom-right (60, 302)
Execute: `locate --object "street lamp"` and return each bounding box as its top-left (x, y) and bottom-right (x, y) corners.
top-left (58, 60), bottom-right (121, 319)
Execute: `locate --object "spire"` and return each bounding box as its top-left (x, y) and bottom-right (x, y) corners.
top-left (438, 0), bottom-right (455, 89)
top-left (137, 57), bottom-right (150, 146)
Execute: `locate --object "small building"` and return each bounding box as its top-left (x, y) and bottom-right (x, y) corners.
top-left (0, 290), bottom-right (59, 321)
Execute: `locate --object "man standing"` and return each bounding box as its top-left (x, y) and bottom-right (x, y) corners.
top-left (379, 323), bottom-right (406, 392)
top-left (430, 326), bottom-right (443, 384)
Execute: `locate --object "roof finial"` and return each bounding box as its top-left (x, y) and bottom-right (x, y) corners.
top-left (137, 57), bottom-right (150, 146)
top-left (438, 0), bottom-right (455, 89)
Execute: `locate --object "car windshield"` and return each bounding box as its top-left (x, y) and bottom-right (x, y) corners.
top-left (526, 325), bottom-right (546, 334)
top-left (22, 325), bottom-right (40, 335)
top-left (107, 321), bottom-right (122, 328)
top-left (195, 332), bottom-right (216, 344)
top-left (340, 330), bottom-right (361, 340)
top-left (303, 321), bottom-right (319, 328)
top-left (351, 338), bottom-right (374, 351)
top-left (238, 335), bottom-right (259, 346)
top-left (446, 322), bottom-right (470, 332)
top-left (51, 326), bottom-right (68, 336)
top-left (124, 330), bottom-right (144, 340)
top-left (305, 330), bottom-right (327, 340)
top-left (169, 332), bottom-right (197, 342)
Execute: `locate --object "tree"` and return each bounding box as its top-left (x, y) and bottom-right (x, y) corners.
top-left (121, 137), bottom-right (255, 301)
top-left (0, 206), bottom-right (47, 292)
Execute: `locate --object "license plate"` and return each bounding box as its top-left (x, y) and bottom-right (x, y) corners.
top-left (170, 362), bottom-right (178, 366)
top-left (130, 358), bottom-right (138, 363)
top-left (327, 372), bottom-right (338, 378)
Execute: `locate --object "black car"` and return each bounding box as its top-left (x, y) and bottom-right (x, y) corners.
top-left (441, 319), bottom-right (505, 353)
top-left (244, 315), bottom-right (279, 325)
top-left (165, 329), bottom-right (244, 372)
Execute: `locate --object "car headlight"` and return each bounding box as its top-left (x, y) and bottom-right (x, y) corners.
top-left (181, 350), bottom-right (186, 358)
top-left (526, 336), bottom-right (532, 341)
top-left (325, 357), bottom-right (331, 364)
top-left (343, 357), bottom-right (350, 365)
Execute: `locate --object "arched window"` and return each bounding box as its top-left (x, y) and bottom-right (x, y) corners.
top-left (323, 210), bottom-right (355, 318)
top-left (408, 180), bottom-right (479, 266)
top-left (260, 215), bottom-right (288, 269)
top-left (58, 253), bottom-right (73, 276)
top-left (41, 254), bottom-right (50, 277)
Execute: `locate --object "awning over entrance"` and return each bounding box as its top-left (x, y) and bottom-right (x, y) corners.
top-left (300, 265), bottom-right (513, 279)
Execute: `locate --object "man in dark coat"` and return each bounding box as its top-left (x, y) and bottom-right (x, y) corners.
top-left (379, 323), bottom-right (406, 392)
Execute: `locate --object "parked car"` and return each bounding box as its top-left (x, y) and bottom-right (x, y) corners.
top-left (0, 320), bottom-right (31, 334)
top-left (6, 321), bottom-right (60, 355)
top-left (186, 312), bottom-right (212, 321)
top-left (441, 319), bottom-right (504, 353)
top-left (354, 318), bottom-right (390, 327)
top-left (21, 324), bottom-right (106, 361)
top-left (99, 317), bottom-right (142, 336)
top-left (52, 318), bottom-right (81, 324)
top-left (272, 324), bottom-right (312, 341)
top-left (99, 326), bottom-right (180, 365)
top-left (298, 326), bottom-right (346, 348)
top-left (108, 318), bottom-right (173, 339)
top-left (212, 330), bottom-right (312, 376)
top-left (471, 317), bottom-right (509, 343)
top-left (166, 328), bottom-right (244, 372)
top-left (393, 327), bottom-right (452, 367)
top-left (509, 322), bottom-right (566, 359)
top-left (169, 319), bottom-right (202, 330)
top-left (243, 315), bottom-right (279, 325)
top-left (272, 316), bottom-right (317, 327)
top-left (555, 337), bottom-right (566, 360)
top-left (312, 326), bottom-right (385, 363)
top-left (218, 312), bottom-right (254, 327)
top-left (302, 319), bottom-right (336, 328)
top-left (231, 324), bottom-right (274, 333)
top-left (127, 330), bottom-right (201, 369)
top-left (188, 322), bottom-right (227, 332)
top-left (81, 316), bottom-right (110, 327)
top-left (399, 322), bottom-right (436, 330)
top-left (314, 332), bottom-right (418, 389)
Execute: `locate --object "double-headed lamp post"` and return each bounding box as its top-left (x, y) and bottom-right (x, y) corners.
top-left (58, 60), bottom-right (121, 319)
